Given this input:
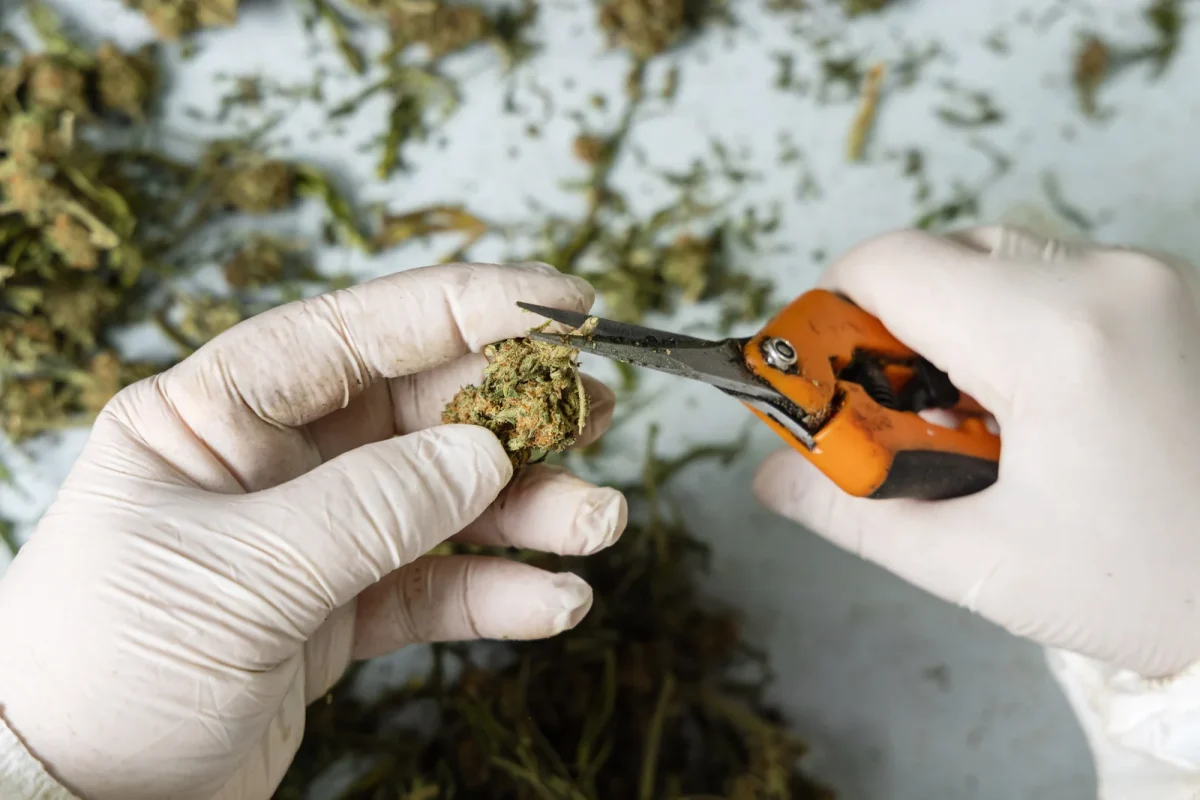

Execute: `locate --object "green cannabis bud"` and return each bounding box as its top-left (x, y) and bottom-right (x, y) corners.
top-left (442, 335), bottom-right (589, 470)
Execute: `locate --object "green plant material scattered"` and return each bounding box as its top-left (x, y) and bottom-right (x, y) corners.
top-left (307, 0), bottom-right (366, 74)
top-left (984, 29), bottom-right (1010, 54)
top-left (0, 516), bottom-right (18, 557)
top-left (914, 182), bottom-right (981, 231)
top-left (896, 147), bottom-right (932, 203)
top-left (1, 7), bottom-right (180, 440)
top-left (519, 68), bottom-right (775, 331)
top-left (222, 235), bottom-right (321, 289)
top-left (847, 62), bottom-right (884, 161)
top-left (1073, 35), bottom-right (1109, 117)
top-left (818, 57), bottom-right (863, 103)
top-left (597, 0), bottom-right (704, 60)
top-left (912, 137), bottom-right (1011, 231)
top-left (276, 429), bottom-right (833, 800)
top-left (843, 0), bottom-right (888, 15)
top-left (353, 0), bottom-right (489, 59)
top-left (345, 0), bottom-right (539, 66)
top-left (1071, 0), bottom-right (1185, 118)
top-left (1143, 0), bottom-right (1183, 77)
top-left (372, 205), bottom-right (489, 262)
top-left (123, 0), bottom-right (240, 40)
top-left (441, 329), bottom-right (592, 471)
top-left (772, 52), bottom-right (797, 91)
top-left (324, 1), bottom-right (533, 178)
top-left (0, 5), bottom-right (363, 442)
top-left (1041, 171), bottom-right (1094, 232)
top-left (95, 42), bottom-right (159, 123)
top-left (935, 84), bottom-right (1004, 128)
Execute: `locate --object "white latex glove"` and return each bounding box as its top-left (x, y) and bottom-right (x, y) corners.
top-left (0, 261), bottom-right (627, 800)
top-left (752, 225), bottom-right (1200, 797)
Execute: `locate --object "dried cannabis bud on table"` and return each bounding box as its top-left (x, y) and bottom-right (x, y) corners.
top-left (442, 333), bottom-right (590, 470)
top-left (0, 5), bottom-right (365, 441)
top-left (1, 7), bottom-right (172, 440)
top-left (124, 0), bottom-right (240, 40)
top-left (597, 0), bottom-right (699, 60)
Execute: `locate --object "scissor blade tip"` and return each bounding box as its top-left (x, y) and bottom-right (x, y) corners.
top-left (516, 301), bottom-right (591, 327)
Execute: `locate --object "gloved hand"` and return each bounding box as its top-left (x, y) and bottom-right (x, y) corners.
top-left (0, 262), bottom-right (627, 800)
top-left (753, 225), bottom-right (1200, 680)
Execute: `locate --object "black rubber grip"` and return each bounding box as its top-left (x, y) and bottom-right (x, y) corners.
top-left (869, 450), bottom-right (999, 500)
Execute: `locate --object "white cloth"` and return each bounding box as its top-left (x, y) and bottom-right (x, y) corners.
top-left (0, 713), bottom-right (77, 800)
top-left (1048, 648), bottom-right (1200, 798)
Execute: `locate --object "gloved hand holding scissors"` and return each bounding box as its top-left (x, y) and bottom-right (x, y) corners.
top-left (750, 225), bottom-right (1200, 797)
top-left (523, 222), bottom-right (1200, 798)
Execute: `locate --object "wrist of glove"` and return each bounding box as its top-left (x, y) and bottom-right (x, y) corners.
top-left (1048, 649), bottom-right (1200, 798)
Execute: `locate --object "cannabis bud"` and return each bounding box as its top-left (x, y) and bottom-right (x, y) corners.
top-left (442, 334), bottom-right (589, 470)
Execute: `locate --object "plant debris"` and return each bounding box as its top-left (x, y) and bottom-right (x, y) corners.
top-left (1073, 35), bottom-right (1109, 117)
top-left (847, 62), bottom-right (885, 161)
top-left (934, 82), bottom-right (1004, 128)
top-left (1143, 0), bottom-right (1184, 77)
top-left (276, 429), bottom-right (835, 800)
top-left (325, 0), bottom-right (537, 177)
top-left (843, 0), bottom-right (888, 16)
top-left (441, 329), bottom-right (592, 471)
top-left (1070, 0), bottom-right (1185, 118)
top-left (124, 0), bottom-right (241, 40)
top-left (0, 4), bottom-right (364, 442)
top-left (597, 0), bottom-right (703, 60)
top-left (1041, 171), bottom-right (1094, 232)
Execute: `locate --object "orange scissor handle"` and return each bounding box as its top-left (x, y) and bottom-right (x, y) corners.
top-left (742, 289), bottom-right (1001, 500)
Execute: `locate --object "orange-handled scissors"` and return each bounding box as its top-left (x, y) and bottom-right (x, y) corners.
top-left (519, 289), bottom-right (1001, 500)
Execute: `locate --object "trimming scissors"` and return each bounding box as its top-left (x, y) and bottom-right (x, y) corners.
top-left (518, 290), bottom-right (1001, 500)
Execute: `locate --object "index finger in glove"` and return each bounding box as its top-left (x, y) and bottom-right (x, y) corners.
top-left (157, 262), bottom-right (593, 491)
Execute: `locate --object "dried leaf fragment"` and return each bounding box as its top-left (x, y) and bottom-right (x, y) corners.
top-left (844, 0), bottom-right (888, 14)
top-left (1073, 36), bottom-right (1109, 117)
top-left (847, 62), bottom-right (885, 161)
top-left (95, 43), bottom-right (157, 122)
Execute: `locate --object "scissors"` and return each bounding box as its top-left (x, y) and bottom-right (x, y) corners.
top-left (518, 289), bottom-right (1001, 500)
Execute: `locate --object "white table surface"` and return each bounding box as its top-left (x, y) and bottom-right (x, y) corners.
top-left (7, 0), bottom-right (1200, 797)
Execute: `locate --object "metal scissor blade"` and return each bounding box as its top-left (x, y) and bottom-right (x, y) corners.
top-left (516, 302), bottom-right (713, 347)
top-left (518, 302), bottom-right (780, 402)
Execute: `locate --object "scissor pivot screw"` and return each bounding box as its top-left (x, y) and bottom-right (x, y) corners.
top-left (762, 337), bottom-right (798, 371)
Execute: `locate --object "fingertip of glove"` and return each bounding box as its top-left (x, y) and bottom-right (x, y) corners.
top-left (427, 424), bottom-right (514, 487)
top-left (547, 572), bottom-right (593, 634)
top-left (578, 488), bottom-right (627, 555)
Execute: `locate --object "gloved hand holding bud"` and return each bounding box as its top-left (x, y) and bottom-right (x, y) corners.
top-left (0, 262), bottom-right (627, 800)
